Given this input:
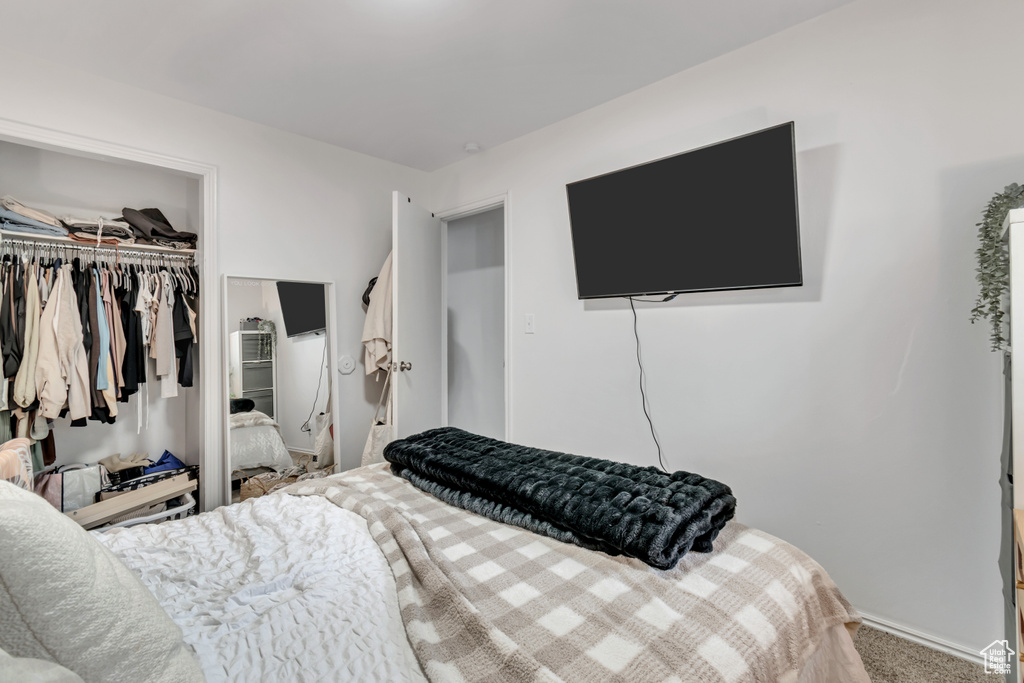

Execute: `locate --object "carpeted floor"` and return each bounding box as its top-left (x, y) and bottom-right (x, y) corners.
top-left (853, 625), bottom-right (992, 682)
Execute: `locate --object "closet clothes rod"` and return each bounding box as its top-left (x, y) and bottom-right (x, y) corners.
top-left (0, 231), bottom-right (197, 264)
top-left (0, 228), bottom-right (197, 255)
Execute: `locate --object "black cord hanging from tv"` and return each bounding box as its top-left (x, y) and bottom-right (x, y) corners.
top-left (300, 335), bottom-right (329, 434)
top-left (629, 296), bottom-right (669, 473)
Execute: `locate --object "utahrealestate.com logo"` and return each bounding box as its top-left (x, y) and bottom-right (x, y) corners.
top-left (980, 640), bottom-right (1014, 675)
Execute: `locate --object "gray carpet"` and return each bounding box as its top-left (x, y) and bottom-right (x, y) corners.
top-left (853, 625), bottom-right (991, 682)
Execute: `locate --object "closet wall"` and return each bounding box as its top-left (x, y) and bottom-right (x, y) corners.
top-left (0, 139), bottom-right (204, 468)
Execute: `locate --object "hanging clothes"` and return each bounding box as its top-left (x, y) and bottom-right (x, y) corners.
top-left (119, 270), bottom-right (141, 400)
top-left (173, 286), bottom-right (194, 388)
top-left (57, 264), bottom-right (91, 421)
top-left (13, 262), bottom-right (40, 409)
top-left (1, 260), bottom-right (16, 379)
top-left (362, 251), bottom-right (393, 375)
top-left (0, 238), bottom-right (196, 433)
top-left (35, 264), bottom-right (66, 418)
top-left (153, 269), bottom-right (177, 399)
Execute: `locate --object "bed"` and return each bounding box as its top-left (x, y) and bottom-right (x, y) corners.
top-left (95, 461), bottom-right (867, 683)
top-left (0, 435), bottom-right (869, 683)
top-left (229, 409), bottom-right (293, 472)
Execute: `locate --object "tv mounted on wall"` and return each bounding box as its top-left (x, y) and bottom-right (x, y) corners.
top-left (276, 281), bottom-right (327, 337)
top-left (566, 122), bottom-right (801, 300)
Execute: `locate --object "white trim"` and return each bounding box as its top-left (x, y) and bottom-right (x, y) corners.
top-left (220, 275), bottom-right (232, 506)
top-left (0, 116), bottom-right (221, 512)
top-left (857, 609), bottom-right (984, 665)
top-left (391, 191), bottom-right (402, 438)
top-left (435, 193), bottom-right (507, 221)
top-left (503, 194), bottom-right (512, 440)
top-left (201, 169), bottom-right (219, 512)
top-left (326, 280), bottom-right (342, 471)
top-left (440, 223), bottom-right (449, 428)
top-left (0, 117), bottom-right (216, 178)
top-left (437, 193), bottom-right (511, 440)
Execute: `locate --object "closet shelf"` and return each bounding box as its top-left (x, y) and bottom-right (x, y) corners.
top-left (0, 228), bottom-right (197, 256)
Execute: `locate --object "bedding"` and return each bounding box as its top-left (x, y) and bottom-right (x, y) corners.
top-left (229, 410), bottom-right (293, 472)
top-left (288, 464), bottom-right (866, 683)
top-left (384, 427), bottom-right (736, 569)
top-left (0, 481), bottom-right (203, 683)
top-left (96, 490), bottom-right (426, 683)
top-left (0, 437), bottom-right (33, 490)
top-left (96, 463), bottom-right (868, 682)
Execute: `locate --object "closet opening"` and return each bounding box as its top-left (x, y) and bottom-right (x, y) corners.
top-left (443, 205), bottom-right (506, 440)
top-left (0, 120), bottom-right (219, 511)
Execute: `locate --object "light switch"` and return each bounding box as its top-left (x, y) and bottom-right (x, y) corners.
top-left (525, 314), bottom-right (535, 334)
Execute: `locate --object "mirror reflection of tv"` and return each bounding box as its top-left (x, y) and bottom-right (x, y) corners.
top-left (566, 122), bottom-right (801, 300)
top-left (276, 281), bottom-right (327, 337)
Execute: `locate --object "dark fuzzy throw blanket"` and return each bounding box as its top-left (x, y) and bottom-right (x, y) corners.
top-left (383, 427), bottom-right (736, 570)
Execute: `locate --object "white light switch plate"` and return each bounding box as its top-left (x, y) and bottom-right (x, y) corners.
top-left (525, 314), bottom-right (535, 334)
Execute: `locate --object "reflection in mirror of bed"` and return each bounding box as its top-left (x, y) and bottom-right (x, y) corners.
top-left (224, 276), bottom-right (338, 504)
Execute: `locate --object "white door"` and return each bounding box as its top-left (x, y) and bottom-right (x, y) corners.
top-left (391, 191), bottom-right (444, 438)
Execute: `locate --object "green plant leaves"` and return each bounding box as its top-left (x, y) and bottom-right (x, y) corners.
top-left (971, 183), bottom-right (1024, 351)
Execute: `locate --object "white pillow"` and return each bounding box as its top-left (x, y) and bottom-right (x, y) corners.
top-left (0, 481), bottom-right (204, 683)
top-left (0, 646), bottom-right (84, 682)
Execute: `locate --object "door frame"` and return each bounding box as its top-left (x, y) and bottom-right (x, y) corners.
top-left (435, 192), bottom-right (511, 440)
top-left (0, 115), bottom-right (221, 511)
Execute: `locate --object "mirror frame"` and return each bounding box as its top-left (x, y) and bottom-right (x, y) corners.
top-left (219, 274), bottom-right (342, 507)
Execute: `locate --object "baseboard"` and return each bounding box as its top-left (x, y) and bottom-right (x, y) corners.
top-left (856, 609), bottom-right (984, 665)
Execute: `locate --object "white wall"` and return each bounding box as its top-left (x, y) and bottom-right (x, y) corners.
top-left (0, 47), bottom-right (428, 480)
top-left (225, 279), bottom-right (264, 332)
top-left (447, 208), bottom-right (505, 439)
top-left (263, 281), bottom-right (331, 453)
top-left (428, 0), bottom-right (1022, 653)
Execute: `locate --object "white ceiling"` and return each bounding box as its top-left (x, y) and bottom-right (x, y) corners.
top-left (2, 0), bottom-right (852, 170)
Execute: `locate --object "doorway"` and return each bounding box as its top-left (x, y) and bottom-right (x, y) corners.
top-left (444, 207), bottom-right (506, 439)
top-left (389, 192), bottom-right (507, 441)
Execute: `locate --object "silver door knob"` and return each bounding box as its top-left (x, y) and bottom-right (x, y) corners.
top-left (399, 361), bottom-right (413, 371)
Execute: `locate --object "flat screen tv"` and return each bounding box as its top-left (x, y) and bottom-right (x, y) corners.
top-left (566, 122), bottom-right (801, 300)
top-left (276, 281), bottom-right (327, 337)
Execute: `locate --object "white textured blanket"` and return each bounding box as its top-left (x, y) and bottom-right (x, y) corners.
top-left (95, 492), bottom-right (426, 683)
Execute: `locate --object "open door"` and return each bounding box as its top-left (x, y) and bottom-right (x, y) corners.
top-left (391, 191), bottom-right (444, 438)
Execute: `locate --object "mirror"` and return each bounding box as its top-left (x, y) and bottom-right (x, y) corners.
top-left (223, 276), bottom-right (338, 504)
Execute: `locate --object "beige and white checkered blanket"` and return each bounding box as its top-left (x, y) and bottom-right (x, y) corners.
top-left (286, 464), bottom-right (860, 683)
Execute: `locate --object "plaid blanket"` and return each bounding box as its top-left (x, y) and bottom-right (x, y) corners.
top-left (285, 465), bottom-right (860, 683)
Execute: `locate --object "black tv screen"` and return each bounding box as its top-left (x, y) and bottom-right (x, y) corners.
top-left (566, 122), bottom-right (801, 299)
top-left (276, 281), bottom-right (327, 337)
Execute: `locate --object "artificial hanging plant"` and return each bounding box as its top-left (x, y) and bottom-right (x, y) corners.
top-left (971, 183), bottom-right (1024, 351)
top-left (257, 319), bottom-right (277, 359)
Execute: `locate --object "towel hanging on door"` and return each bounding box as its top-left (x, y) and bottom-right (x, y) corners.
top-left (361, 251), bottom-right (392, 375)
